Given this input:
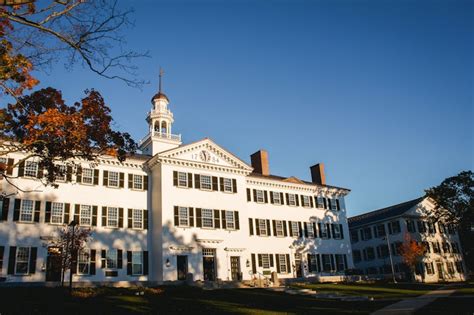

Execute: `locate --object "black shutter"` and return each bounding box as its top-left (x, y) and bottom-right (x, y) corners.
top-left (304, 222), bottom-right (309, 238)
top-left (232, 179), bottom-right (237, 193)
top-left (92, 206), bottom-right (98, 226)
top-left (343, 255), bottom-right (348, 269)
top-left (117, 249), bottom-right (123, 269)
top-left (102, 207), bottom-right (108, 227)
top-left (307, 254), bottom-right (313, 272)
top-left (313, 223), bottom-right (318, 238)
top-left (272, 220), bottom-right (277, 236)
top-left (310, 196), bottom-right (314, 208)
top-left (13, 199), bottom-right (21, 221)
top-left (212, 176), bottom-right (218, 191)
top-left (127, 251), bottom-right (132, 275)
top-left (64, 203), bottom-right (70, 224)
top-left (90, 250), bottom-right (96, 275)
top-left (189, 208), bottom-right (194, 227)
top-left (326, 223), bottom-right (332, 238)
top-left (173, 171), bottom-right (178, 186)
top-left (266, 219), bottom-right (271, 235)
top-left (74, 204), bottom-right (80, 224)
top-left (270, 254), bottom-right (274, 267)
top-left (283, 221), bottom-right (288, 236)
top-left (18, 161), bottom-right (25, 177)
top-left (249, 218), bottom-right (254, 235)
top-left (276, 254), bottom-right (281, 273)
top-left (144, 176), bottom-right (149, 190)
top-left (264, 191), bottom-right (268, 203)
top-left (330, 255), bottom-right (335, 271)
top-left (45, 202), bottom-right (52, 223)
top-left (76, 166), bottom-right (82, 183)
top-left (6, 158), bottom-right (14, 175)
top-left (101, 250), bottom-right (106, 268)
top-left (128, 173), bottom-right (133, 188)
top-left (323, 198), bottom-right (327, 209)
top-left (143, 251), bottom-right (149, 275)
top-left (336, 199), bottom-right (341, 211)
top-left (187, 173), bottom-right (193, 188)
top-left (318, 223), bottom-right (322, 238)
top-left (34, 201), bottom-right (41, 222)
top-left (270, 191), bottom-right (274, 204)
top-left (103, 171), bottom-right (109, 186)
top-left (295, 194), bottom-right (300, 207)
top-left (196, 208), bottom-right (202, 228)
top-left (221, 210), bottom-right (226, 229)
top-left (340, 224), bottom-right (344, 239)
top-left (66, 165), bottom-right (73, 182)
top-left (144, 210), bottom-right (148, 229)
top-left (220, 178), bottom-right (224, 192)
top-left (1, 198), bottom-right (9, 221)
top-left (93, 169), bottom-right (99, 185)
top-left (256, 219), bottom-right (260, 235)
top-left (119, 208), bottom-right (124, 228)
top-left (298, 222), bottom-right (303, 237)
top-left (128, 209), bottom-right (133, 228)
top-left (258, 254), bottom-right (262, 267)
top-left (253, 189), bottom-right (257, 202)
top-left (285, 193), bottom-right (289, 205)
top-left (37, 166), bottom-right (43, 179)
top-left (251, 254), bottom-right (257, 273)
top-left (247, 188), bottom-right (251, 201)
top-left (317, 254), bottom-right (322, 272)
top-left (0, 246), bottom-right (5, 272)
top-left (8, 246), bottom-right (16, 274)
top-left (174, 206), bottom-right (179, 226)
top-left (214, 210), bottom-right (220, 228)
top-left (194, 174), bottom-right (201, 189)
top-left (331, 224), bottom-right (336, 239)
top-left (286, 254), bottom-right (291, 273)
top-left (119, 173), bottom-right (124, 188)
top-left (235, 211), bottom-right (239, 230)
top-left (29, 247), bottom-right (37, 274)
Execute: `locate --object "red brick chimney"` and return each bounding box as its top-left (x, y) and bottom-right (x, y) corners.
top-left (310, 163), bottom-right (326, 185)
top-left (251, 150), bottom-right (270, 176)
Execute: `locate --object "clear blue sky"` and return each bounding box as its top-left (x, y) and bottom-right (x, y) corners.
top-left (31, 0), bottom-right (473, 216)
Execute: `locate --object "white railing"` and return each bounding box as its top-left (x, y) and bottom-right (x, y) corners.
top-left (153, 131), bottom-right (181, 141)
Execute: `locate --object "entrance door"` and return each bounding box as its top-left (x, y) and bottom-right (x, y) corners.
top-left (436, 262), bottom-right (444, 281)
top-left (46, 247), bottom-right (62, 282)
top-left (230, 256), bottom-right (241, 281)
top-left (202, 248), bottom-right (216, 281)
top-left (295, 254), bottom-right (302, 277)
top-left (177, 255), bottom-right (188, 280)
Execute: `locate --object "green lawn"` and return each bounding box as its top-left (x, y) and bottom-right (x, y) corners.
top-left (0, 286), bottom-right (393, 314)
top-left (290, 282), bottom-right (443, 299)
top-left (452, 281), bottom-right (474, 295)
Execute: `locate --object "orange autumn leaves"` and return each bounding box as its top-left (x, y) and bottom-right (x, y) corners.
top-left (399, 233), bottom-right (426, 269)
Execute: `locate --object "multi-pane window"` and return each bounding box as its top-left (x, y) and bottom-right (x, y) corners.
top-left (335, 254), bottom-right (345, 271)
top-left (290, 221), bottom-right (299, 237)
top-left (417, 220), bottom-right (427, 233)
top-left (423, 241), bottom-right (431, 253)
top-left (178, 207), bottom-right (189, 227)
top-left (321, 254), bottom-right (332, 272)
top-left (306, 223), bottom-right (315, 238)
top-left (378, 245), bottom-right (389, 258)
top-left (225, 211), bottom-right (235, 229)
top-left (82, 168), bottom-right (94, 185)
top-left (132, 251), bottom-right (143, 275)
top-left (132, 209), bottom-right (144, 229)
top-left (178, 172), bottom-right (188, 187)
top-left (278, 254), bottom-right (288, 273)
top-left (376, 224), bottom-right (386, 237)
top-left (406, 220), bottom-right (416, 233)
top-left (362, 227), bottom-right (372, 240)
top-left (51, 202), bottom-right (64, 224)
top-left (330, 199), bottom-right (338, 211)
top-left (446, 262), bottom-right (455, 274)
top-left (455, 261), bottom-right (464, 274)
top-left (320, 224), bottom-right (329, 238)
top-left (107, 207), bottom-right (119, 228)
top-left (302, 196), bottom-right (310, 207)
top-left (255, 190), bottom-right (264, 203)
top-left (20, 200), bottom-right (34, 222)
top-left (258, 219), bottom-right (268, 236)
top-left (332, 224), bottom-right (341, 239)
top-left (432, 242), bottom-right (441, 254)
top-left (272, 192), bottom-right (281, 205)
top-left (261, 254), bottom-right (270, 269)
top-left (108, 171), bottom-right (119, 187)
top-left (57, 165), bottom-right (67, 182)
top-left (350, 230), bottom-right (359, 243)
top-left (288, 194), bottom-right (296, 206)
top-left (425, 262), bottom-right (434, 274)
top-left (389, 221), bottom-right (401, 234)
top-left (80, 205), bottom-right (92, 226)
top-left (223, 178), bottom-right (233, 192)
top-left (275, 220), bottom-right (284, 237)
top-left (200, 175), bottom-right (212, 190)
top-left (15, 247), bottom-right (30, 275)
top-left (364, 247), bottom-right (375, 260)
top-left (427, 222), bottom-right (436, 234)
top-left (106, 249), bottom-right (118, 269)
top-left (353, 250), bottom-right (361, 263)
top-left (438, 223), bottom-right (446, 234)
top-left (451, 242), bottom-right (460, 253)
top-left (78, 250), bottom-right (90, 274)
top-left (308, 254), bottom-right (318, 272)
top-left (133, 175), bottom-right (144, 190)
top-left (316, 197), bottom-right (325, 208)
top-left (25, 161), bottom-right (38, 177)
top-left (201, 209), bottom-right (214, 228)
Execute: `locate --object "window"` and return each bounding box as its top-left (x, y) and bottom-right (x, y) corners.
top-left (132, 251), bottom-right (143, 275)
top-left (225, 211), bottom-right (235, 230)
top-left (288, 194), bottom-right (296, 206)
top-left (15, 247), bottom-right (30, 275)
top-left (223, 178), bottom-right (233, 192)
top-left (290, 221), bottom-right (299, 237)
top-left (389, 221), bottom-right (401, 234)
top-left (438, 223), bottom-right (446, 234)
top-left (200, 175), bottom-right (212, 190)
top-left (332, 224), bottom-right (341, 239)
top-left (350, 230), bottom-right (359, 243)
top-left (302, 196), bottom-right (310, 207)
top-left (133, 175), bottom-right (144, 190)
top-left (107, 207), bottom-right (119, 228)
top-left (308, 254), bottom-right (318, 272)
top-left (278, 254), bottom-right (288, 273)
top-left (353, 250), bottom-right (361, 263)
top-left (330, 199), bottom-right (337, 211)
top-left (320, 223), bottom-right (329, 238)
top-left (261, 254), bottom-right (270, 269)
top-left (272, 192), bottom-right (281, 205)
top-left (306, 223), bottom-right (315, 238)
top-left (106, 249), bottom-right (117, 269)
top-left (78, 250), bottom-right (90, 274)
top-left (406, 220), bottom-right (416, 233)
top-left (321, 254), bottom-right (332, 272)
top-left (362, 227), bottom-right (372, 240)
top-left (423, 241), bottom-right (431, 253)
top-left (427, 222), bottom-right (436, 234)
top-left (316, 197), bottom-right (325, 209)
top-left (364, 247), bottom-right (375, 260)
top-left (335, 254), bottom-right (345, 271)
top-left (446, 262), bottom-right (455, 274)
top-left (108, 171), bottom-right (119, 187)
top-left (255, 190), bottom-right (264, 203)
top-left (432, 242), bottom-right (441, 254)
top-left (178, 207), bottom-right (189, 227)
top-left (258, 219), bottom-right (268, 236)
top-left (80, 205), bottom-right (92, 226)
top-left (417, 221), bottom-right (427, 233)
top-left (425, 262), bottom-right (434, 274)
top-left (376, 224), bottom-right (386, 238)
top-left (57, 165), bottom-right (67, 182)
top-left (201, 209), bottom-right (214, 228)
top-left (51, 202), bottom-right (64, 224)
top-left (377, 245), bottom-right (389, 258)
top-left (275, 220), bottom-right (284, 237)
top-left (20, 200), bottom-right (34, 222)
top-left (451, 242), bottom-right (460, 254)
top-left (442, 242), bottom-right (451, 253)
top-left (82, 168), bottom-right (94, 185)
top-left (24, 161), bottom-right (38, 177)
top-left (391, 242), bottom-right (402, 256)
top-left (447, 224), bottom-right (455, 234)
top-left (455, 261), bottom-right (464, 274)
top-left (133, 209), bottom-right (144, 229)
top-left (178, 172), bottom-right (188, 187)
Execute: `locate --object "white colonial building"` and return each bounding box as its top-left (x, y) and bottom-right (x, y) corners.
top-left (0, 83), bottom-right (353, 285)
top-left (348, 197), bottom-right (466, 283)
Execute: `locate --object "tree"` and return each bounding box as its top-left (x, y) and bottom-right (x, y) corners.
top-left (398, 233), bottom-right (425, 282)
top-left (0, 87), bottom-right (136, 189)
top-left (0, 0), bottom-right (147, 99)
top-left (47, 223), bottom-right (92, 290)
top-left (425, 170), bottom-right (474, 274)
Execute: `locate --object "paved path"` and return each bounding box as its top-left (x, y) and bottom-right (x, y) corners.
top-left (370, 288), bottom-right (455, 315)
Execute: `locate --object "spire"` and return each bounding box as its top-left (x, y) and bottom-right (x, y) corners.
top-left (151, 67), bottom-right (169, 104)
top-left (159, 67), bottom-right (164, 93)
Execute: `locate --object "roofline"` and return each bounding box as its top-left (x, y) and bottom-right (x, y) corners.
top-left (247, 173), bottom-right (351, 192)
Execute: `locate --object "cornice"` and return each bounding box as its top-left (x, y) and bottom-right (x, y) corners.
top-left (246, 177), bottom-right (349, 197)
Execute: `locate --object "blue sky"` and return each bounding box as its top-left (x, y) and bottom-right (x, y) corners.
top-left (27, 0), bottom-right (473, 216)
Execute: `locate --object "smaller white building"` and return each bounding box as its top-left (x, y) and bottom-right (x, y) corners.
top-left (348, 197), bottom-right (466, 283)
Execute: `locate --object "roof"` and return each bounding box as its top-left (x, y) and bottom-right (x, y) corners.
top-left (151, 92), bottom-right (169, 103)
top-left (348, 197), bottom-right (424, 228)
top-left (247, 172), bottom-right (351, 192)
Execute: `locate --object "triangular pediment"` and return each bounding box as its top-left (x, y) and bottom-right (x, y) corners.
top-left (157, 138), bottom-right (253, 171)
top-left (283, 176), bottom-right (305, 184)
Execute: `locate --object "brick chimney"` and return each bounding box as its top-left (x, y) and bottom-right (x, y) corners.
top-left (310, 163), bottom-right (326, 185)
top-left (250, 150), bottom-right (270, 176)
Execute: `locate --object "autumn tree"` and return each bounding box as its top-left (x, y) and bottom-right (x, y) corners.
top-left (398, 233), bottom-right (426, 282)
top-left (0, 87), bottom-right (136, 189)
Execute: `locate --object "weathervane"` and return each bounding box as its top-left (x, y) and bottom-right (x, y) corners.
top-left (159, 67), bottom-right (164, 93)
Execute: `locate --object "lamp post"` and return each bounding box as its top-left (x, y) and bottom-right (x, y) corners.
top-left (384, 228), bottom-right (397, 283)
top-left (68, 220), bottom-right (77, 294)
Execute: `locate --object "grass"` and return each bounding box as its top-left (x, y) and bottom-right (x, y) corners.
top-left (415, 297), bottom-right (474, 315)
top-left (290, 282), bottom-right (443, 299)
top-left (0, 286), bottom-right (394, 314)
top-left (452, 281), bottom-right (474, 295)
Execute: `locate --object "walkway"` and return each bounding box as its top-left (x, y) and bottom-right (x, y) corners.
top-left (370, 287), bottom-right (455, 315)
